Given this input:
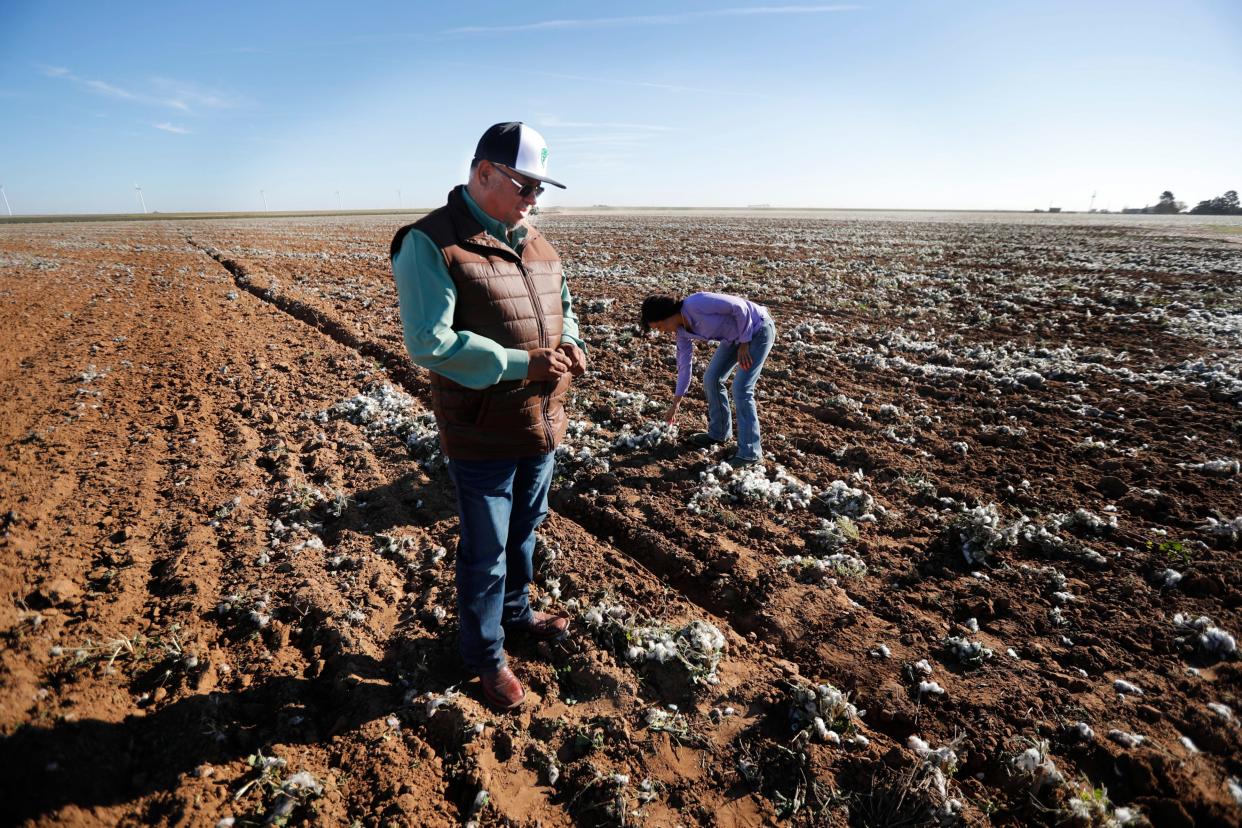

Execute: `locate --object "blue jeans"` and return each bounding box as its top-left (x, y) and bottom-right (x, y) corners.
top-left (704, 315), bottom-right (776, 462)
top-left (446, 452), bottom-right (556, 674)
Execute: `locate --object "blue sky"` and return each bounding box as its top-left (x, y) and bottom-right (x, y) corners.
top-left (2, 1), bottom-right (1240, 214)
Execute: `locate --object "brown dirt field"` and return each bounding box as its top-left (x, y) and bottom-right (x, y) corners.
top-left (1, 213), bottom-right (1240, 827)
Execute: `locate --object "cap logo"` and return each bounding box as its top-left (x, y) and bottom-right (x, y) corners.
top-left (540, 147), bottom-right (549, 168)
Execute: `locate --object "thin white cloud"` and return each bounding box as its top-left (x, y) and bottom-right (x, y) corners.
top-left (153, 122), bottom-right (190, 134)
top-left (84, 78), bottom-right (141, 101)
top-left (551, 134), bottom-right (666, 147)
top-left (530, 67), bottom-right (760, 97)
top-left (441, 60), bottom-right (758, 97)
top-left (150, 77), bottom-right (240, 110)
top-left (539, 115), bottom-right (679, 131)
top-left (445, 5), bottom-right (860, 34)
top-left (39, 65), bottom-right (241, 112)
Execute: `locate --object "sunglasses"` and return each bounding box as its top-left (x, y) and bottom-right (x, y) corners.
top-left (492, 163), bottom-right (545, 199)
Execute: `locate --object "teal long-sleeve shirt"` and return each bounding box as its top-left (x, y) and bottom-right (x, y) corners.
top-left (392, 187), bottom-right (584, 390)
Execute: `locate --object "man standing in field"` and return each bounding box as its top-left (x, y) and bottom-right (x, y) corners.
top-left (389, 122), bottom-right (586, 710)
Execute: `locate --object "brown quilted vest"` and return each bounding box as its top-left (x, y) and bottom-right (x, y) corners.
top-left (391, 186), bottom-right (571, 461)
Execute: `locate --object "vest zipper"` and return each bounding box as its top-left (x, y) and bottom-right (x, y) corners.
top-left (516, 261), bottom-right (556, 453)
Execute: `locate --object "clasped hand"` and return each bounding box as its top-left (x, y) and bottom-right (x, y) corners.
top-left (527, 343), bottom-right (588, 380)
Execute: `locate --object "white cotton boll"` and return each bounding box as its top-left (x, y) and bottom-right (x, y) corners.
top-left (945, 635), bottom-right (993, 664)
top-left (1174, 612), bottom-right (1205, 629)
top-left (611, 774), bottom-right (629, 786)
top-left (1007, 648), bottom-right (1020, 659)
top-left (1180, 735), bottom-right (1200, 753)
top-left (1071, 722), bottom-right (1095, 741)
top-left (908, 735), bottom-right (931, 756)
top-left (920, 745), bottom-right (959, 769)
top-left (281, 771), bottom-right (323, 797)
top-left (1013, 746), bottom-right (1062, 788)
top-left (1200, 627), bottom-right (1237, 656)
top-left (918, 681), bottom-right (946, 696)
top-left (584, 609), bottom-right (603, 627)
top-left (851, 734), bottom-right (868, 747)
top-left (913, 659), bottom-right (933, 676)
top-left (1208, 702), bottom-right (1233, 721)
top-left (1228, 778), bottom-right (1242, 806)
top-left (1182, 458), bottom-right (1240, 476)
top-left (1200, 516), bottom-right (1242, 541)
top-left (1014, 748), bottom-right (1042, 774)
top-left (824, 729), bottom-right (841, 744)
top-left (1052, 591), bottom-right (1074, 605)
top-left (1108, 729), bottom-right (1145, 748)
top-left (1113, 679), bottom-right (1143, 695)
top-left (964, 617), bottom-right (979, 632)
top-left (626, 646), bottom-right (644, 661)
top-left (813, 717), bottom-right (830, 742)
top-left (1160, 568), bottom-right (1183, 587)
top-left (870, 644), bottom-right (891, 658)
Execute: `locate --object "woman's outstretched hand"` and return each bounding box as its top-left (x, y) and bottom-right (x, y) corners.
top-left (665, 396), bottom-right (682, 424)
top-left (738, 341), bottom-right (753, 371)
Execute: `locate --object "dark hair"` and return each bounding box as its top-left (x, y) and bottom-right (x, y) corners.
top-left (640, 295), bottom-right (684, 329)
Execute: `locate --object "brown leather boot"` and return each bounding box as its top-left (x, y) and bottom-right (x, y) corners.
top-left (513, 611), bottom-right (570, 642)
top-left (479, 665), bottom-right (525, 711)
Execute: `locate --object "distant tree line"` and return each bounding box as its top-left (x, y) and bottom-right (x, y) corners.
top-left (1189, 190), bottom-right (1241, 215)
top-left (1132, 189), bottom-right (1241, 215)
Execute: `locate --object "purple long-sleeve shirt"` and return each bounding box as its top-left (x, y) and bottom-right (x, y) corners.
top-left (674, 292), bottom-right (769, 397)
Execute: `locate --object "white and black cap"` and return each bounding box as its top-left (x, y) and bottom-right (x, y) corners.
top-left (474, 122), bottom-right (566, 189)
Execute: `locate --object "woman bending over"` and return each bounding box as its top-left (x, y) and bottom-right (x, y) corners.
top-left (640, 292), bottom-right (776, 468)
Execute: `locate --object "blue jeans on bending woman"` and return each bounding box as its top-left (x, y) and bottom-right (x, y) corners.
top-left (703, 315), bottom-right (776, 462)
top-left (447, 452), bottom-right (556, 674)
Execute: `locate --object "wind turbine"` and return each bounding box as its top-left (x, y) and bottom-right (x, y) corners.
top-left (1088, 191), bottom-right (1097, 212)
top-left (260, 189), bottom-right (269, 212)
top-left (134, 184), bottom-right (148, 214)
top-left (335, 190), bottom-right (342, 211)
top-left (0, 185), bottom-right (11, 217)
top-left (397, 189), bottom-right (402, 209)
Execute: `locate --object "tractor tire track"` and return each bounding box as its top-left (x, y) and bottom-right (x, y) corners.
top-left (186, 236), bottom-right (427, 398)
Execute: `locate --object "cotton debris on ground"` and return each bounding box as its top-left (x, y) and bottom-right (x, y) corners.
top-left (688, 462), bottom-right (813, 514)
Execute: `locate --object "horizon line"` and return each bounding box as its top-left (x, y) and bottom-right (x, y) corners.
top-left (0, 205), bottom-right (1220, 225)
